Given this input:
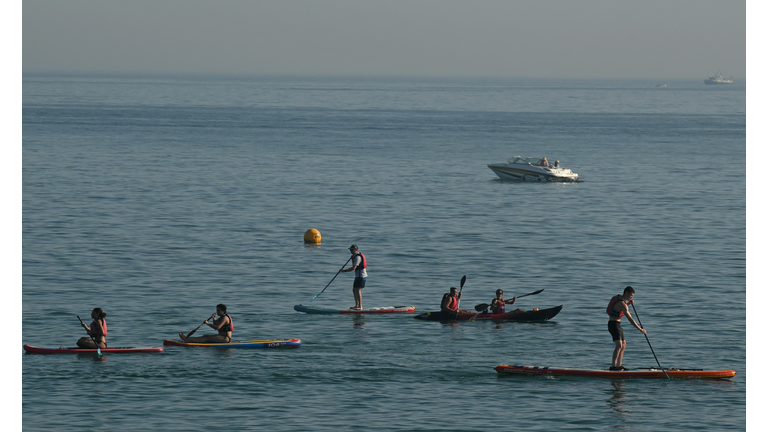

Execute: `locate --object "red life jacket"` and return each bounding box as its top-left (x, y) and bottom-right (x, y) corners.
top-left (92, 318), bottom-right (107, 336)
top-left (355, 253), bottom-right (367, 269)
top-left (442, 293), bottom-right (458, 311)
top-left (606, 295), bottom-right (625, 319)
top-left (219, 315), bottom-right (233, 332)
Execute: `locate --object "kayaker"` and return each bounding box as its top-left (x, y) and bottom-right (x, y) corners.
top-left (607, 286), bottom-right (646, 371)
top-left (179, 304), bottom-right (233, 343)
top-left (77, 308), bottom-right (107, 349)
top-left (441, 287), bottom-right (461, 313)
top-left (340, 244), bottom-right (367, 310)
top-left (490, 289), bottom-right (520, 314)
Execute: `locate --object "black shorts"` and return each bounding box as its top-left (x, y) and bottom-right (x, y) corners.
top-left (353, 277), bottom-right (366, 289)
top-left (608, 321), bottom-right (624, 341)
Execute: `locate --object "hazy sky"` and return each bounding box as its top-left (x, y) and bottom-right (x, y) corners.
top-left (21, 0), bottom-right (747, 79)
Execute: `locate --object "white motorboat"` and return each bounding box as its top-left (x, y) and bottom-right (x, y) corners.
top-left (704, 72), bottom-right (733, 85)
top-left (487, 156), bottom-right (581, 182)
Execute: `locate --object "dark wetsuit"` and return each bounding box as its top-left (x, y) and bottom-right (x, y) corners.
top-left (607, 295), bottom-right (625, 341)
top-left (608, 321), bottom-right (624, 341)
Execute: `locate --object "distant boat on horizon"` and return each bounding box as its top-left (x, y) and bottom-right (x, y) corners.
top-left (704, 72), bottom-right (733, 85)
top-left (655, 83), bottom-right (667, 87)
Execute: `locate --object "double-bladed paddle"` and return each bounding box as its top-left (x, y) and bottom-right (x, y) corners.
top-left (77, 315), bottom-right (101, 355)
top-left (631, 303), bottom-right (670, 379)
top-left (310, 255), bottom-right (354, 303)
top-left (473, 288), bottom-right (545, 312)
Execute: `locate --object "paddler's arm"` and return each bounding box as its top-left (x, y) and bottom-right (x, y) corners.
top-left (341, 264), bottom-right (359, 273)
top-left (504, 297), bottom-right (517, 305)
top-left (208, 315), bottom-right (230, 331)
top-left (621, 304), bottom-right (647, 334)
top-left (204, 313), bottom-right (219, 329)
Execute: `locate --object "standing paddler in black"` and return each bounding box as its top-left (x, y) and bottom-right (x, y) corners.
top-left (340, 244), bottom-right (367, 310)
top-left (607, 286), bottom-right (646, 370)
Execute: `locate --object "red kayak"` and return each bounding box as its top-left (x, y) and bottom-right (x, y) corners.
top-left (495, 364), bottom-right (736, 379)
top-left (23, 344), bottom-right (163, 354)
top-left (415, 305), bottom-right (562, 322)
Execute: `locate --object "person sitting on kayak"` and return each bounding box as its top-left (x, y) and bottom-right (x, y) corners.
top-left (441, 287), bottom-right (461, 313)
top-left (179, 304), bottom-right (233, 343)
top-left (607, 286), bottom-right (646, 371)
top-left (490, 290), bottom-right (520, 314)
top-left (77, 308), bottom-right (107, 349)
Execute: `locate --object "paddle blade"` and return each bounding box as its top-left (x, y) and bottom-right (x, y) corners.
top-left (460, 275), bottom-right (466, 289)
top-left (518, 289), bottom-right (545, 298)
top-left (474, 303), bottom-right (489, 312)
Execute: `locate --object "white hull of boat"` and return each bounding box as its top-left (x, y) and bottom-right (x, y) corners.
top-left (487, 163), bottom-right (580, 182)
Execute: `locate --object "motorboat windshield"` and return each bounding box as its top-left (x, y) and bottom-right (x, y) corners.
top-left (506, 156), bottom-right (547, 166)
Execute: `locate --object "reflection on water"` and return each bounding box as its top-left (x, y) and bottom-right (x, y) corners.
top-left (352, 314), bottom-right (365, 329)
top-left (607, 380), bottom-right (629, 414)
top-left (606, 380), bottom-right (634, 431)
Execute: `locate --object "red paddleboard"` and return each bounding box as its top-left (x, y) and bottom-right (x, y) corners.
top-left (23, 344), bottom-right (163, 354)
top-left (294, 305), bottom-right (415, 314)
top-left (495, 364), bottom-right (736, 379)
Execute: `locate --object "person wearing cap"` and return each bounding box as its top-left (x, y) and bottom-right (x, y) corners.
top-left (553, 160), bottom-right (560, 168)
top-left (341, 244), bottom-right (367, 310)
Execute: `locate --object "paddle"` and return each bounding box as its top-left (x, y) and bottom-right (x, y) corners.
top-left (77, 315), bottom-right (101, 355)
top-left (630, 303), bottom-right (670, 380)
top-left (310, 255), bottom-right (354, 303)
top-left (185, 313), bottom-right (217, 339)
top-left (474, 289), bottom-right (545, 312)
top-left (453, 275), bottom-right (467, 317)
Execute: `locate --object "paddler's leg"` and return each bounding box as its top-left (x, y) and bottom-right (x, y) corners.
top-left (352, 277), bottom-right (365, 310)
top-left (612, 340), bottom-right (626, 368)
top-left (77, 337), bottom-right (94, 348)
top-left (608, 321), bottom-right (626, 369)
top-left (76, 337), bottom-right (106, 349)
top-left (184, 334), bottom-right (231, 343)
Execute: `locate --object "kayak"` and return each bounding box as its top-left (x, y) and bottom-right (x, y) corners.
top-left (23, 344), bottom-right (163, 354)
top-left (414, 305), bottom-right (562, 322)
top-left (294, 305), bottom-right (416, 314)
top-left (495, 364), bottom-right (737, 379)
top-left (163, 339), bottom-right (301, 348)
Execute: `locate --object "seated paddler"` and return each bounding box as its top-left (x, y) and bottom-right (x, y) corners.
top-left (179, 304), bottom-right (233, 343)
top-left (490, 290), bottom-right (522, 314)
top-left (77, 307), bottom-right (108, 349)
top-left (441, 287), bottom-right (462, 313)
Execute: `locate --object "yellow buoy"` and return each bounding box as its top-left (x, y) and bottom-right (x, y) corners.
top-left (304, 228), bottom-right (321, 244)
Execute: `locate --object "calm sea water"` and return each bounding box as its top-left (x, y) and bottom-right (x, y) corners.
top-left (23, 74), bottom-right (746, 431)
